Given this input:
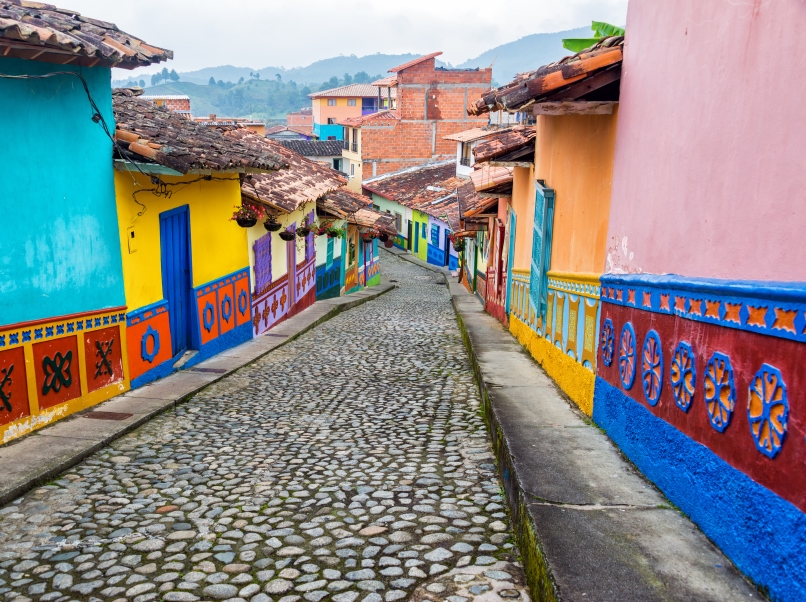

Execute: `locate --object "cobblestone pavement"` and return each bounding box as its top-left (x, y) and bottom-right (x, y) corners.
top-left (0, 254), bottom-right (530, 602)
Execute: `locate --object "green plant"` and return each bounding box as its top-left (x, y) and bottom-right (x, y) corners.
top-left (231, 204), bottom-right (262, 221)
top-left (562, 21), bottom-right (625, 53)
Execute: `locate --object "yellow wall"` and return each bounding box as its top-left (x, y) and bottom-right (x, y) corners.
top-left (535, 108), bottom-right (618, 273)
top-left (510, 165), bottom-right (536, 271)
top-left (114, 171), bottom-right (248, 311)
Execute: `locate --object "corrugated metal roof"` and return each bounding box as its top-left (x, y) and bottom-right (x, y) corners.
top-left (0, 0), bottom-right (172, 69)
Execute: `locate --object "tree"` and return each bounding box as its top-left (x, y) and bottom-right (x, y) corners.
top-left (139, 79), bottom-right (145, 87)
top-left (161, 67), bottom-right (170, 81)
top-left (151, 73), bottom-right (161, 85)
top-left (209, 76), bottom-right (216, 85)
top-left (169, 69), bottom-right (179, 82)
top-left (217, 79), bottom-right (226, 88)
top-left (343, 72), bottom-right (353, 85)
top-left (238, 76), bottom-right (244, 84)
top-left (354, 71), bottom-right (370, 83)
top-left (327, 76), bottom-right (339, 88)
top-left (275, 73), bottom-right (282, 82)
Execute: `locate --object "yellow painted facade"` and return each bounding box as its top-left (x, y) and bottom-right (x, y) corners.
top-left (114, 171), bottom-right (248, 311)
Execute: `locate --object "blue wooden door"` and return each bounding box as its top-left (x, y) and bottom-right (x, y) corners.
top-left (505, 210), bottom-right (517, 315)
top-left (160, 206), bottom-right (193, 355)
top-left (530, 181), bottom-right (555, 327)
top-left (414, 222), bottom-right (420, 253)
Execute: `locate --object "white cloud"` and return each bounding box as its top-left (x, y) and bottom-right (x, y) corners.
top-left (57, 0), bottom-right (627, 77)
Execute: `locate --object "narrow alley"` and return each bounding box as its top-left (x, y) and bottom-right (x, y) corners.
top-left (0, 255), bottom-right (530, 602)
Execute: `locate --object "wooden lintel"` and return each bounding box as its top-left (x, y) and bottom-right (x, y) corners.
top-left (490, 161), bottom-right (533, 168)
top-left (533, 101), bottom-right (616, 116)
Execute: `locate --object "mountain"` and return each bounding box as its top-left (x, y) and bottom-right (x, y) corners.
top-left (457, 26), bottom-right (591, 84)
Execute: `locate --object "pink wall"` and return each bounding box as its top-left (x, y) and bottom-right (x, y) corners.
top-left (607, 0), bottom-right (806, 281)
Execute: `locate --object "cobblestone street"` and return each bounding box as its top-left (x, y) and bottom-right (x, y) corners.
top-left (0, 254), bottom-right (530, 602)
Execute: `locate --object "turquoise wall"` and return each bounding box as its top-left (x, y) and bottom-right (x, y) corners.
top-left (0, 58), bottom-right (125, 326)
top-left (313, 123), bottom-right (344, 141)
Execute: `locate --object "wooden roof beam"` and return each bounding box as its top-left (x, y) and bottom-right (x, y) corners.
top-left (533, 101), bottom-right (617, 116)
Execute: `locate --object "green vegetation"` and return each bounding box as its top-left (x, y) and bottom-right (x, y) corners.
top-left (144, 71), bottom-right (383, 120)
top-left (562, 21), bottom-right (625, 53)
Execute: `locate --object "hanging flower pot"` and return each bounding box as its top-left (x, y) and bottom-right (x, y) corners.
top-left (453, 240), bottom-right (466, 252)
top-left (264, 218), bottom-right (282, 232)
top-left (296, 226), bottom-right (311, 238)
top-left (232, 204), bottom-right (262, 228)
top-left (378, 233), bottom-right (389, 242)
top-left (384, 238), bottom-right (394, 248)
top-left (236, 217), bottom-right (257, 228)
top-left (279, 230), bottom-right (295, 241)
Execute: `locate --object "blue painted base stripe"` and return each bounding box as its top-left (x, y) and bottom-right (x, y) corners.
top-left (593, 377), bottom-right (806, 602)
top-left (182, 322), bottom-right (252, 370)
top-left (130, 358), bottom-right (177, 389)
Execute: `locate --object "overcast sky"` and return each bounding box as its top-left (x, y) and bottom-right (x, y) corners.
top-left (62, 0), bottom-right (627, 78)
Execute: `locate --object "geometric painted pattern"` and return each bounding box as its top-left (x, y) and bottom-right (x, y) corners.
top-left (748, 364), bottom-right (788, 458)
top-left (619, 322), bottom-right (637, 390)
top-left (704, 352), bottom-right (736, 433)
top-left (641, 330), bottom-right (663, 406)
top-left (601, 318), bottom-right (615, 367)
top-left (670, 341), bottom-right (696, 412)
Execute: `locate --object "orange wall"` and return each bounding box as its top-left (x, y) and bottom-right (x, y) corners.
top-left (535, 108), bottom-right (618, 273)
top-left (312, 98), bottom-right (363, 124)
top-left (510, 165), bottom-right (536, 271)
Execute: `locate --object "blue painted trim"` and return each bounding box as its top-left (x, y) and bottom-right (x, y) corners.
top-left (593, 377), bottom-right (806, 602)
top-left (130, 356), bottom-right (177, 389)
top-left (600, 273), bottom-right (806, 344)
top-left (126, 299), bottom-right (169, 326)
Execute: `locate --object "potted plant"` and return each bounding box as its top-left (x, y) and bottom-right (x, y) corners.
top-left (232, 204), bottom-right (261, 228)
top-left (450, 233), bottom-right (465, 252)
top-left (327, 225), bottom-right (345, 239)
top-left (384, 237), bottom-right (394, 248)
top-left (315, 220), bottom-right (332, 236)
top-left (296, 215), bottom-right (312, 238)
top-left (279, 228), bottom-right (296, 241)
top-left (378, 232), bottom-right (390, 242)
top-left (361, 229), bottom-right (377, 243)
top-left (264, 215), bottom-right (282, 232)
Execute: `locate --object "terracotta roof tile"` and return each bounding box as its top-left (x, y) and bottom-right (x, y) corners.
top-left (279, 140), bottom-right (344, 157)
top-left (0, 0), bottom-right (172, 69)
top-left (318, 188), bottom-right (396, 234)
top-left (443, 125), bottom-right (517, 143)
top-left (388, 51), bottom-right (442, 73)
top-left (308, 83), bottom-right (396, 99)
top-left (337, 110), bottom-right (399, 127)
top-left (229, 129), bottom-right (346, 213)
top-left (470, 164), bottom-right (513, 191)
top-left (468, 36), bottom-right (623, 115)
top-left (112, 91), bottom-right (284, 174)
top-left (472, 127), bottom-right (535, 163)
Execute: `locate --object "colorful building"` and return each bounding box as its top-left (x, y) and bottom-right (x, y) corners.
top-left (286, 107), bottom-right (314, 136)
top-left (140, 94), bottom-right (192, 117)
top-left (278, 140), bottom-right (346, 174)
top-left (468, 1), bottom-right (806, 597)
top-left (112, 92), bottom-right (284, 387)
top-left (363, 162), bottom-right (465, 269)
top-left (0, 3), bottom-right (171, 443)
top-left (308, 83), bottom-right (394, 141)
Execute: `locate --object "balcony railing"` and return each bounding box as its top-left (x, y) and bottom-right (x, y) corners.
top-left (351, 143), bottom-right (358, 152)
top-left (343, 140), bottom-right (349, 150)
top-left (460, 157), bottom-right (471, 167)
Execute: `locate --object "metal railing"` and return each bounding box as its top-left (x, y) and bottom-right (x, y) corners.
top-left (351, 143), bottom-right (358, 152)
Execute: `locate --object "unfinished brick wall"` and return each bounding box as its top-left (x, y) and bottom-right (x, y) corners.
top-left (359, 57), bottom-right (491, 183)
top-left (162, 98), bottom-right (190, 112)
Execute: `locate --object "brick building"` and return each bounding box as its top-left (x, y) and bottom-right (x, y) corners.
top-left (339, 52), bottom-right (492, 192)
top-left (286, 107), bottom-right (314, 136)
top-left (140, 94), bottom-right (191, 117)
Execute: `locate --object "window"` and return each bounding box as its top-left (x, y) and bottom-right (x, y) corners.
top-left (461, 142), bottom-right (472, 167)
top-left (421, 223), bottom-right (427, 239)
top-left (326, 237), bottom-right (334, 267)
top-left (347, 99), bottom-right (357, 106)
top-left (327, 118), bottom-right (336, 124)
top-left (332, 158), bottom-right (341, 171)
top-left (327, 136), bottom-right (336, 141)
top-left (350, 163), bottom-right (355, 176)
top-left (431, 224), bottom-right (439, 246)
top-left (394, 212), bottom-right (402, 232)
top-left (327, 99), bottom-right (336, 106)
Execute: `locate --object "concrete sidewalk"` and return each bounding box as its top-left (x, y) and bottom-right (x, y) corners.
top-left (0, 280), bottom-right (394, 506)
top-left (447, 279), bottom-right (760, 601)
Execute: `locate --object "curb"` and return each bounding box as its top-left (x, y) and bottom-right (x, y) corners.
top-left (0, 282), bottom-right (395, 506)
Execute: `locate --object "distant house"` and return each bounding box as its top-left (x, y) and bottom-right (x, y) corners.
top-left (278, 140), bottom-right (345, 173)
top-left (308, 83), bottom-right (396, 141)
top-left (286, 107), bottom-right (314, 136)
top-left (266, 125), bottom-right (314, 141)
top-left (140, 94), bottom-right (191, 117)
top-left (194, 114), bottom-right (266, 136)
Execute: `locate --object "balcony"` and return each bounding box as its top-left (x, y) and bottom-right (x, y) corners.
top-left (361, 108), bottom-right (378, 116)
top-left (460, 157), bottom-right (471, 167)
top-left (351, 143), bottom-right (358, 152)
top-left (343, 140), bottom-right (349, 150)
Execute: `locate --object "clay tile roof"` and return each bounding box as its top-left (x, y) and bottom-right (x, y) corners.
top-left (472, 127), bottom-right (536, 164)
top-left (308, 83), bottom-right (396, 99)
top-left (112, 92), bottom-right (285, 174)
top-left (371, 75), bottom-right (397, 87)
top-left (279, 140), bottom-right (344, 157)
top-left (0, 0), bottom-right (172, 69)
top-left (443, 125), bottom-right (517, 143)
top-left (266, 125), bottom-right (312, 136)
top-left (337, 110), bottom-right (399, 127)
top-left (362, 161), bottom-right (471, 231)
top-left (318, 188), bottom-right (397, 234)
top-left (468, 36), bottom-right (623, 115)
top-left (229, 129), bottom-right (346, 213)
top-left (388, 51), bottom-right (442, 73)
top-left (470, 164), bottom-right (513, 192)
